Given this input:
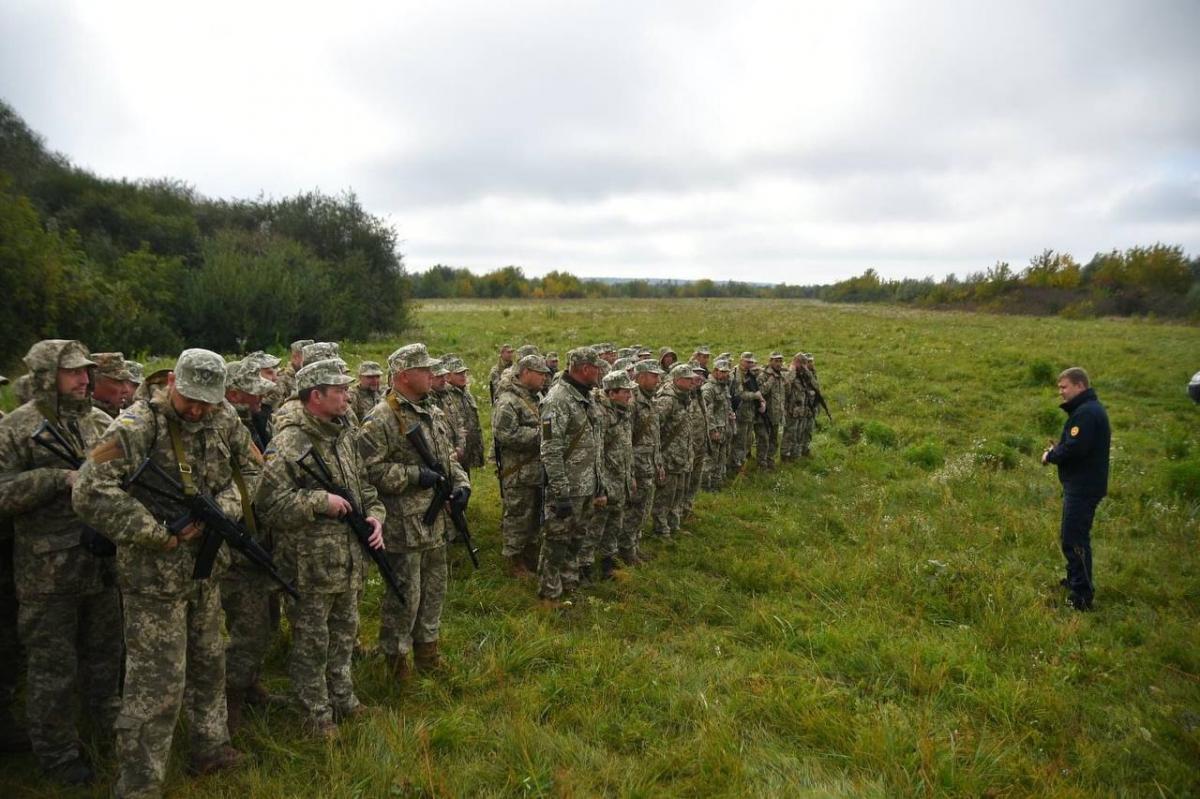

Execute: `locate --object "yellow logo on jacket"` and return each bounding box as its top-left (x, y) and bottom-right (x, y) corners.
top-left (1070, 426), bottom-right (1080, 437)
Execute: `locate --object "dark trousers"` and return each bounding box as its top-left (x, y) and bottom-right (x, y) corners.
top-left (1061, 493), bottom-right (1101, 600)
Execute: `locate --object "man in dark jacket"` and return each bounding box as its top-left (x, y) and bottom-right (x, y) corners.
top-left (1042, 367), bottom-right (1110, 611)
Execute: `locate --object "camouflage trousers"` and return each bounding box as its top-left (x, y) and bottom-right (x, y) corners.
top-left (705, 434), bottom-right (730, 489)
top-left (580, 498), bottom-right (624, 567)
top-left (651, 472), bottom-right (688, 536)
top-left (220, 565), bottom-right (278, 690)
top-left (730, 412), bottom-right (755, 471)
top-left (620, 478), bottom-right (655, 558)
top-left (681, 447), bottom-right (707, 518)
top-left (116, 583), bottom-right (228, 799)
top-left (538, 497), bottom-right (593, 599)
top-left (17, 585), bottom-right (122, 771)
top-left (287, 588), bottom-right (360, 725)
top-left (500, 483), bottom-right (541, 558)
top-left (782, 411), bottom-right (815, 458)
top-left (378, 546), bottom-right (447, 656)
top-left (0, 536), bottom-right (23, 745)
top-left (754, 415), bottom-right (780, 467)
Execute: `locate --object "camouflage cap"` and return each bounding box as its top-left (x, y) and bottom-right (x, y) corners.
top-left (633, 359), bottom-right (665, 376)
top-left (637, 348), bottom-right (653, 358)
top-left (358, 360), bottom-right (383, 377)
top-left (432, 357), bottom-right (451, 377)
top-left (290, 338), bottom-right (315, 353)
top-left (499, 343), bottom-right (514, 352)
top-left (226, 359), bottom-right (276, 396)
top-left (739, 351), bottom-right (755, 361)
top-left (125, 360), bottom-right (145, 384)
top-left (91, 352), bottom-right (132, 381)
top-left (594, 342), bottom-right (616, 354)
top-left (516, 354), bottom-right (551, 374)
top-left (174, 348), bottom-right (227, 405)
top-left (694, 346), bottom-right (711, 356)
top-left (567, 347), bottom-right (602, 369)
top-left (718, 352), bottom-right (731, 360)
top-left (804, 353), bottom-right (815, 362)
top-left (602, 370), bottom-right (636, 391)
top-left (659, 346), bottom-right (676, 358)
top-left (612, 357), bottom-right (634, 372)
top-left (669, 363), bottom-right (697, 380)
top-left (544, 351), bottom-right (559, 361)
top-left (617, 347), bottom-right (636, 360)
top-left (245, 350), bottom-right (281, 370)
top-left (447, 357), bottom-right (469, 374)
top-left (770, 351), bottom-right (784, 360)
top-left (302, 342), bottom-right (339, 366)
top-left (388, 343), bottom-right (439, 373)
top-left (713, 358), bottom-right (732, 372)
top-left (297, 359), bottom-right (354, 391)
top-left (516, 344), bottom-right (540, 359)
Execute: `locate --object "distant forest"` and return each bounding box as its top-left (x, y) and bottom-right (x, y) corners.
top-left (3, 98), bottom-right (1196, 366)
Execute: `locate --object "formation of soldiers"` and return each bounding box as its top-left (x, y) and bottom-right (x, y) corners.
top-left (0, 336), bottom-right (823, 796)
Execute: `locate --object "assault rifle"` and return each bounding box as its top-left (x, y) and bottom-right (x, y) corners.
top-left (31, 421), bottom-right (116, 557)
top-left (405, 424), bottom-right (479, 569)
top-left (296, 447), bottom-right (405, 606)
top-left (122, 456), bottom-right (298, 598)
top-left (813, 385), bottom-right (833, 423)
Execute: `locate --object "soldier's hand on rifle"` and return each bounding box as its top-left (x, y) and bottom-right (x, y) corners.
top-left (164, 520), bottom-right (204, 551)
top-left (449, 486), bottom-right (471, 514)
top-left (758, 400), bottom-right (766, 414)
top-left (365, 516), bottom-right (384, 550)
top-left (593, 493), bottom-right (608, 510)
top-left (552, 496), bottom-right (573, 519)
top-left (324, 493), bottom-right (352, 518)
top-left (416, 467), bottom-right (443, 489)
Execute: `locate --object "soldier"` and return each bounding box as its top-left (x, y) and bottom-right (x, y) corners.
top-left (659, 347), bottom-right (678, 371)
top-left (782, 352), bottom-right (813, 460)
top-left (702, 359), bottom-right (734, 489)
top-left (12, 373), bottom-right (34, 406)
top-left (0, 372), bottom-right (19, 757)
top-left (798, 354), bottom-right (822, 457)
top-left (133, 368), bottom-right (171, 403)
top-left (487, 344), bottom-right (515, 404)
top-left (348, 361), bottom-right (384, 422)
top-left (0, 340), bottom-right (122, 785)
top-left (730, 353), bottom-right (765, 473)
top-left (358, 345), bottom-right (469, 677)
top-left (90, 352), bottom-right (136, 418)
top-left (126, 360), bottom-right (145, 390)
top-left (755, 353), bottom-right (785, 469)
top-left (255, 359), bottom-right (385, 737)
top-left (542, 351), bottom-right (560, 397)
top-left (651, 363), bottom-right (697, 541)
top-left (620, 360), bottom-right (664, 565)
top-left (493, 355), bottom-right (550, 577)
top-left (73, 349), bottom-right (254, 795)
top-left (594, 343), bottom-right (617, 365)
top-left (584, 370), bottom-right (636, 580)
top-left (445, 357), bottom-right (485, 472)
top-left (431, 358), bottom-right (466, 463)
top-left (679, 363), bottom-right (709, 522)
top-left (220, 360), bottom-right (281, 732)
top-left (267, 339), bottom-right (312, 409)
top-left (538, 348), bottom-right (605, 605)
top-left (688, 347), bottom-right (711, 378)
top-left (636, 348), bottom-right (653, 362)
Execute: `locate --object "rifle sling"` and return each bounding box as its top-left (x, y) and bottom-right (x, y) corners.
top-left (166, 417), bottom-right (198, 497)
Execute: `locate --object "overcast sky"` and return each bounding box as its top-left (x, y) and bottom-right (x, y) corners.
top-left (2, 1), bottom-right (1198, 284)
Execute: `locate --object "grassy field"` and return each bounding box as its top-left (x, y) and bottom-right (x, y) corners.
top-left (3, 298), bottom-right (1199, 798)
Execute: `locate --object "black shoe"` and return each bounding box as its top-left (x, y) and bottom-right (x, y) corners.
top-left (578, 564), bottom-right (593, 586)
top-left (1058, 578), bottom-right (1070, 589)
top-left (599, 557), bottom-right (617, 580)
top-left (48, 757), bottom-right (95, 786)
top-left (1068, 593), bottom-right (1094, 612)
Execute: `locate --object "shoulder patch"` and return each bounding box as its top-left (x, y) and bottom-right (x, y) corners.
top-left (88, 437), bottom-right (124, 465)
top-left (542, 417), bottom-right (553, 438)
top-left (1070, 426), bottom-right (1080, 437)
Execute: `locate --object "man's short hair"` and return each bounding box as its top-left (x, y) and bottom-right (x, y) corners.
top-left (1058, 367), bottom-right (1090, 387)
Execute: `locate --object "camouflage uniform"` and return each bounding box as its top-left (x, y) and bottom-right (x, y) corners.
top-left (446, 359), bottom-right (485, 470)
top-left (701, 363), bottom-right (733, 488)
top-left (538, 350), bottom-right (604, 600)
top-left (582, 371), bottom-right (635, 574)
top-left (0, 371), bottom-right (16, 750)
top-left (348, 361), bottom-right (384, 423)
top-left (487, 346), bottom-right (513, 404)
top-left (74, 349), bottom-right (258, 798)
top-left (680, 376), bottom-right (709, 520)
top-left (781, 356), bottom-right (810, 459)
top-left (90, 351), bottom-right (133, 419)
top-left (255, 360), bottom-right (383, 728)
top-left (358, 345), bottom-right (467, 668)
top-left (756, 356), bottom-right (785, 468)
top-left (651, 365), bottom-right (696, 538)
top-left (0, 341), bottom-right (122, 779)
top-left (730, 355), bottom-right (764, 471)
top-left (493, 357), bottom-right (549, 565)
top-left (621, 361), bottom-right (664, 562)
top-left (432, 363), bottom-right (466, 462)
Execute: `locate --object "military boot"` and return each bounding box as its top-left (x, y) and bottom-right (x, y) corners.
top-left (599, 556), bottom-right (617, 580)
top-left (226, 686), bottom-right (247, 735)
top-left (390, 652), bottom-right (412, 681)
top-left (46, 755), bottom-right (94, 787)
top-left (188, 745), bottom-right (245, 776)
top-left (413, 641), bottom-right (443, 674)
top-left (506, 555), bottom-right (532, 578)
top-left (578, 563), bottom-right (593, 585)
top-left (617, 548), bottom-right (639, 567)
top-left (521, 543), bottom-right (541, 572)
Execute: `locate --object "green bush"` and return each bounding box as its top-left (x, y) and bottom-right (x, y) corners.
top-left (1001, 433), bottom-right (1037, 455)
top-left (902, 441), bottom-right (945, 470)
top-left (975, 440), bottom-right (1020, 470)
top-left (837, 420), bottom-right (864, 445)
top-left (1034, 406), bottom-right (1062, 436)
top-left (1165, 460), bottom-right (1200, 500)
top-left (1027, 358), bottom-right (1056, 385)
top-left (863, 421), bottom-right (898, 448)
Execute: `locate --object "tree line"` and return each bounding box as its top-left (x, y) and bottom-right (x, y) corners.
top-left (0, 100), bottom-right (410, 367)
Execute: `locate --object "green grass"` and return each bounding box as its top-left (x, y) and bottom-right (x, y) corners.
top-left (2, 298), bottom-right (1199, 797)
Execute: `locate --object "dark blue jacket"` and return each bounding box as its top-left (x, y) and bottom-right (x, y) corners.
top-left (1046, 387), bottom-right (1110, 497)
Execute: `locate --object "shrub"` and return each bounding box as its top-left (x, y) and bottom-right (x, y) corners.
top-left (903, 441), bottom-right (945, 470)
top-left (863, 421), bottom-right (898, 448)
top-left (1034, 406), bottom-right (1062, 436)
top-left (975, 441), bottom-right (1020, 470)
top-left (1165, 460), bottom-right (1200, 500)
top-left (1027, 358), bottom-right (1056, 385)
top-left (837, 420), bottom-right (864, 445)
top-left (1001, 433), bottom-right (1037, 455)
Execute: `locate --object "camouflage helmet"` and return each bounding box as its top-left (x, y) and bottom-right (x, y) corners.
top-left (125, 360), bottom-right (145, 384)
top-left (297, 359), bottom-right (354, 392)
top-left (302, 342), bottom-right (339, 366)
top-left (358, 360), bottom-right (383, 377)
top-left (633, 360), bottom-right (664, 376)
top-left (516, 354), bottom-right (551, 374)
top-left (388, 343), bottom-right (438, 373)
top-left (669, 363), bottom-right (697, 380)
top-left (174, 349), bottom-right (227, 405)
top-left (446, 357), bottom-right (469, 374)
top-left (91, 352), bottom-right (132, 381)
top-left (567, 347), bottom-right (602, 369)
top-left (544, 351), bottom-right (559, 363)
top-left (602, 370), bottom-right (636, 391)
top-left (226, 359), bottom-right (276, 396)
top-left (659, 346), bottom-right (676, 359)
top-left (636, 348), bottom-right (653, 359)
top-left (245, 350), bottom-right (281, 370)
top-left (594, 342), bottom-right (616, 355)
top-left (617, 347), bottom-right (636, 360)
top-left (769, 351), bottom-right (784, 361)
top-left (290, 338), bottom-right (316, 354)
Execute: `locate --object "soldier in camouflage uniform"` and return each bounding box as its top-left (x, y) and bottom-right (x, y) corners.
top-left (755, 353), bottom-right (786, 469)
top-left (0, 341), bottom-right (122, 785)
top-left (266, 339), bottom-right (312, 410)
top-left (679, 352), bottom-right (710, 521)
top-left (582, 370), bottom-right (635, 580)
top-left (255, 359), bottom-right (386, 737)
top-left (730, 353), bottom-right (765, 473)
top-left (487, 344), bottom-right (514, 404)
top-left (538, 348), bottom-right (605, 604)
top-left (701, 358), bottom-right (734, 489)
top-left (90, 351), bottom-right (136, 419)
top-left (543, 352), bottom-right (560, 395)
top-left (786, 353), bottom-right (821, 458)
top-left (358, 344), bottom-right (469, 677)
top-left (133, 368), bottom-right (171, 403)
top-left (620, 360), bottom-right (664, 564)
top-left (492, 355), bottom-right (550, 577)
top-left (219, 360), bottom-right (281, 732)
top-left (445, 357), bottom-right (485, 472)
top-left (651, 363), bottom-right (698, 540)
top-left (126, 359), bottom-right (145, 389)
top-left (0, 374), bottom-right (20, 756)
top-left (74, 349), bottom-right (255, 796)
top-left (432, 358), bottom-right (467, 462)
top-left (348, 360), bottom-right (384, 423)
